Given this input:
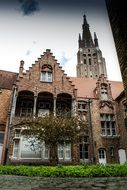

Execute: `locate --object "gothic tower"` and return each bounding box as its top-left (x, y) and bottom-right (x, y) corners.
top-left (76, 15), bottom-right (107, 79)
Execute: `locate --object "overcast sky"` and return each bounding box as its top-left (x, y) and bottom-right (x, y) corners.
top-left (0, 0), bottom-right (122, 81)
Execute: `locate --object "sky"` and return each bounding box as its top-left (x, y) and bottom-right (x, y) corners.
top-left (0, 0), bottom-right (122, 81)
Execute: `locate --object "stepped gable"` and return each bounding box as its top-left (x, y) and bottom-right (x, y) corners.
top-left (17, 49), bottom-right (77, 97)
top-left (70, 77), bottom-right (124, 100)
top-left (0, 70), bottom-right (18, 90)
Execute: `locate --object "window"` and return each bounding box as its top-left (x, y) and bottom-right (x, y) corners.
top-left (84, 59), bottom-right (86, 64)
top-left (89, 58), bottom-right (91, 65)
top-left (13, 132), bottom-right (49, 159)
top-left (98, 149), bottom-right (105, 159)
top-left (78, 101), bottom-right (87, 121)
top-left (20, 101), bottom-right (33, 117)
top-left (79, 137), bottom-right (89, 160)
top-left (101, 84), bottom-right (108, 100)
top-left (40, 64), bottom-right (52, 82)
top-left (100, 114), bottom-right (116, 136)
top-left (58, 143), bottom-right (71, 160)
top-left (78, 101), bottom-right (86, 111)
top-left (0, 132), bottom-right (4, 144)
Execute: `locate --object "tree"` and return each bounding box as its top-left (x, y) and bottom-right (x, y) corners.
top-left (17, 113), bottom-right (87, 164)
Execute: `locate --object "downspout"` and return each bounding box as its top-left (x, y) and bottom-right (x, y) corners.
top-left (88, 98), bottom-right (95, 163)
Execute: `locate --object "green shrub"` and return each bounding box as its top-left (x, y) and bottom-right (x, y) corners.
top-left (0, 164), bottom-right (127, 177)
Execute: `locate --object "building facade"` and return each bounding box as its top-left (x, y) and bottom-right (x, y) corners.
top-left (105, 0), bottom-right (127, 99)
top-left (0, 15), bottom-right (127, 165)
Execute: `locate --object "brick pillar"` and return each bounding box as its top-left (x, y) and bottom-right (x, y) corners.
top-left (33, 95), bottom-right (37, 116)
top-left (53, 96), bottom-right (56, 116)
top-left (72, 98), bottom-right (77, 116)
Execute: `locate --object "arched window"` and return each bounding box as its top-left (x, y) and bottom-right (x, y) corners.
top-left (101, 84), bottom-right (108, 100)
top-left (40, 64), bottom-right (53, 82)
top-left (98, 148), bottom-right (107, 164)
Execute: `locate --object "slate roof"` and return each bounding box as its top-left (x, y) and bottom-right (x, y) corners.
top-left (0, 70), bottom-right (18, 90)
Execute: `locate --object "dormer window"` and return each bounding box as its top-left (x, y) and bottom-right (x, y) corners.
top-left (101, 84), bottom-right (108, 100)
top-left (40, 64), bottom-right (52, 82)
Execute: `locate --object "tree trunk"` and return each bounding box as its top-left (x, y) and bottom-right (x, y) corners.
top-left (49, 143), bottom-right (58, 165)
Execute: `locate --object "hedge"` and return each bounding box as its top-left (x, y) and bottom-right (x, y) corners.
top-left (0, 164), bottom-right (127, 177)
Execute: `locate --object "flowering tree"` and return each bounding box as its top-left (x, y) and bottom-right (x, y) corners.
top-left (18, 114), bottom-right (87, 164)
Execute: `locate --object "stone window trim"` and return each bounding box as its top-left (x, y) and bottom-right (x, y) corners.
top-left (99, 100), bottom-right (114, 109)
top-left (100, 113), bottom-right (117, 137)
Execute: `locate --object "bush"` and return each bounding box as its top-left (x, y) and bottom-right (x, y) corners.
top-left (0, 164), bottom-right (127, 177)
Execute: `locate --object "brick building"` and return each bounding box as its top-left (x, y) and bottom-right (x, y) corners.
top-left (105, 0), bottom-right (127, 99)
top-left (0, 15), bottom-right (127, 165)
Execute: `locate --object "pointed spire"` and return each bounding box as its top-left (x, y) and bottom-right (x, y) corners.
top-left (82, 14), bottom-right (94, 48)
top-left (83, 14), bottom-right (88, 25)
top-left (79, 33), bottom-right (81, 41)
top-left (94, 32), bottom-right (99, 48)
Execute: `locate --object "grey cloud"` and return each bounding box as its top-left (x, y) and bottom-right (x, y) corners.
top-left (60, 54), bottom-right (69, 67)
top-left (18, 0), bottom-right (40, 16)
top-left (26, 50), bottom-right (31, 55)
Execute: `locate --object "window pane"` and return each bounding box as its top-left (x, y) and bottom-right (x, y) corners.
top-left (65, 144), bottom-right (71, 159)
top-left (58, 144), bottom-right (64, 159)
top-left (21, 137), bottom-right (41, 158)
top-left (13, 140), bottom-right (19, 158)
top-left (44, 145), bottom-right (49, 159)
top-left (0, 132), bottom-right (4, 144)
top-left (99, 149), bottom-right (105, 159)
top-left (41, 71), bottom-right (52, 82)
top-left (112, 122), bottom-right (116, 135)
top-left (106, 122), bottom-right (111, 135)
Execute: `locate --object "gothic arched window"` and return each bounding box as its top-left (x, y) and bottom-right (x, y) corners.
top-left (40, 64), bottom-right (53, 82)
top-left (101, 83), bottom-right (108, 100)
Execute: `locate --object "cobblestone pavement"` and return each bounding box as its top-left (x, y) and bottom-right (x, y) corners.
top-left (0, 176), bottom-right (127, 190)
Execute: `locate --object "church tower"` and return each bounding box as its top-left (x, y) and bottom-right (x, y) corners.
top-left (76, 15), bottom-right (107, 79)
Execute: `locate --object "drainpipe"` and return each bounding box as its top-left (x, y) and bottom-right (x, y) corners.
top-left (88, 98), bottom-right (95, 163)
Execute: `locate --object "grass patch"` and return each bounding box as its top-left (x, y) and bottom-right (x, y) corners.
top-left (0, 164), bottom-right (127, 177)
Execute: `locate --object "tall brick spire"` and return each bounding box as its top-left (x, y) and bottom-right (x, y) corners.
top-left (79, 14), bottom-right (94, 48)
top-left (77, 14), bottom-right (107, 79)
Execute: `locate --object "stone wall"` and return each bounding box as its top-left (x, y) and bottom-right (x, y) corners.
top-left (0, 176), bottom-right (127, 190)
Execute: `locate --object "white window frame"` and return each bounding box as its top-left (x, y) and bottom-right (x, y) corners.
top-left (58, 143), bottom-right (71, 161)
top-left (13, 131), bottom-right (49, 160)
top-left (40, 71), bottom-right (52, 82)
